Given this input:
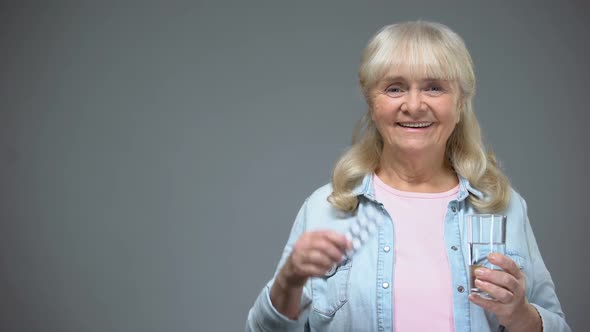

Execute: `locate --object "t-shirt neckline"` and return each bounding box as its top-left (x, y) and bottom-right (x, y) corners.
top-left (373, 173), bottom-right (460, 199)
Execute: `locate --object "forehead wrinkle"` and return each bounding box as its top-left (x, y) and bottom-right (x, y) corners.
top-left (378, 66), bottom-right (454, 87)
top-left (379, 59), bottom-right (454, 81)
top-left (381, 75), bottom-right (449, 83)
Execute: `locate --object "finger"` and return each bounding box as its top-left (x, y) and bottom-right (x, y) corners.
top-left (303, 249), bottom-right (334, 269)
top-left (316, 230), bottom-right (351, 252)
top-left (488, 253), bottom-right (522, 279)
top-left (474, 279), bottom-right (515, 304)
top-left (313, 238), bottom-right (347, 263)
top-left (299, 263), bottom-right (332, 278)
top-left (469, 293), bottom-right (501, 313)
top-left (288, 252), bottom-right (332, 279)
top-left (474, 268), bottom-right (520, 294)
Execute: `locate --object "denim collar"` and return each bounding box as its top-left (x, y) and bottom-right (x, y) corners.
top-left (351, 173), bottom-right (484, 202)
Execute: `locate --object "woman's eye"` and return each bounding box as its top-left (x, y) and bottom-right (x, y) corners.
top-left (425, 85), bottom-right (444, 94)
top-left (385, 86), bottom-right (403, 94)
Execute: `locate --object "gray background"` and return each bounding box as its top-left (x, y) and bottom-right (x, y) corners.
top-left (1, 1), bottom-right (588, 331)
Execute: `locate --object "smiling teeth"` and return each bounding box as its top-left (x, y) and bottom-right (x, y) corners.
top-left (399, 122), bottom-right (432, 128)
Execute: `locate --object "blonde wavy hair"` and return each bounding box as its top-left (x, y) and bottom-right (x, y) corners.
top-left (328, 21), bottom-right (510, 213)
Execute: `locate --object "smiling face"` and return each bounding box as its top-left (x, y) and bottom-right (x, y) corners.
top-left (370, 67), bottom-right (461, 158)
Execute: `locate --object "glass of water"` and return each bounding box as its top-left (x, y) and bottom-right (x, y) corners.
top-left (466, 214), bottom-right (507, 299)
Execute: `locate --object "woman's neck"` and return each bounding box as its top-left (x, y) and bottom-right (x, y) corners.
top-left (376, 147), bottom-right (458, 193)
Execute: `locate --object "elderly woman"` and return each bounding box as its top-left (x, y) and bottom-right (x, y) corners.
top-left (245, 21), bottom-right (570, 331)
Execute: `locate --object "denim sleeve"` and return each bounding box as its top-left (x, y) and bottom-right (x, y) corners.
top-left (521, 196), bottom-right (571, 332)
top-left (245, 199), bottom-right (313, 332)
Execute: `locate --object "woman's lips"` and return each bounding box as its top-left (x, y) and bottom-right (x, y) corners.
top-left (397, 122), bottom-right (433, 128)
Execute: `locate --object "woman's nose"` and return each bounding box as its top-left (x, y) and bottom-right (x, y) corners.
top-left (401, 90), bottom-right (425, 113)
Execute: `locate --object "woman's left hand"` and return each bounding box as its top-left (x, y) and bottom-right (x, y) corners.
top-left (469, 253), bottom-right (542, 331)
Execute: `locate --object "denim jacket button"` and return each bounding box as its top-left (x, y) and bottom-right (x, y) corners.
top-left (457, 286), bottom-right (465, 293)
top-left (451, 206), bottom-right (457, 213)
top-left (382, 282), bottom-right (390, 289)
top-left (383, 245), bottom-right (391, 253)
top-left (324, 264), bottom-right (337, 277)
top-left (451, 246), bottom-right (458, 251)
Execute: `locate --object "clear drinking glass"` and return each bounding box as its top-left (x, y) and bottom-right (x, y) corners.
top-left (466, 214), bottom-right (507, 299)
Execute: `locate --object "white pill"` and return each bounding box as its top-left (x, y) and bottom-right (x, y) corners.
top-left (364, 208), bottom-right (377, 220)
top-left (345, 249), bottom-right (354, 258)
top-left (360, 230), bottom-right (369, 241)
top-left (357, 217), bottom-right (367, 226)
top-left (352, 238), bottom-right (362, 250)
top-left (345, 232), bottom-right (353, 241)
top-left (350, 223), bottom-right (360, 235)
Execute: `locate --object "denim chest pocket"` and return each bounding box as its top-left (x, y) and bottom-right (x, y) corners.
top-left (473, 248), bottom-right (525, 270)
top-left (311, 258), bottom-right (352, 317)
top-left (505, 250), bottom-right (525, 270)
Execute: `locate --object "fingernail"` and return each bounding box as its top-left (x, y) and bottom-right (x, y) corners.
top-left (475, 279), bottom-right (483, 286)
top-left (474, 268), bottom-right (485, 276)
top-left (488, 253), bottom-right (497, 260)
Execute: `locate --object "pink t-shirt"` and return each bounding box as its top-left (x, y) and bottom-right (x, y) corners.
top-left (374, 174), bottom-right (459, 332)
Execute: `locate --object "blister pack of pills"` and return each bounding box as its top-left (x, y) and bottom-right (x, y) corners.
top-left (344, 206), bottom-right (381, 258)
top-left (324, 206), bottom-right (381, 277)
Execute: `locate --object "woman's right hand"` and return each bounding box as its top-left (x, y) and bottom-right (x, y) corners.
top-left (276, 230), bottom-right (351, 289)
top-left (269, 230), bottom-right (351, 319)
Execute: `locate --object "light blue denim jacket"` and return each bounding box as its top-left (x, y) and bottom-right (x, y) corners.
top-left (246, 174), bottom-right (570, 331)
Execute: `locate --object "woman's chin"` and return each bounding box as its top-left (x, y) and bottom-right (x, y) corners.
top-left (389, 144), bottom-right (438, 156)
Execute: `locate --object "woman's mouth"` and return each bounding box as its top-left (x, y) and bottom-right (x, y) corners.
top-left (397, 122), bottom-right (433, 128)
